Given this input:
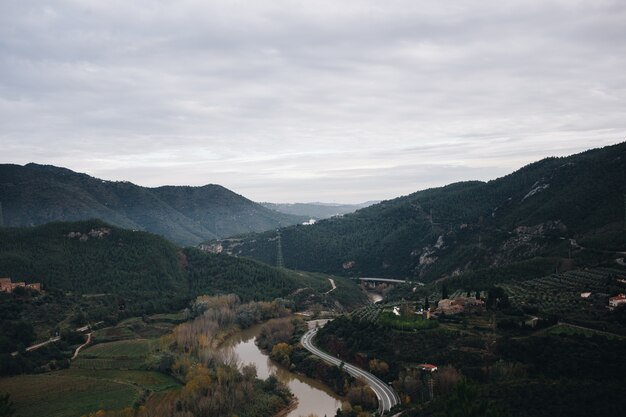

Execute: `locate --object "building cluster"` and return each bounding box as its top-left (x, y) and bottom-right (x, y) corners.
top-left (0, 277), bottom-right (41, 293)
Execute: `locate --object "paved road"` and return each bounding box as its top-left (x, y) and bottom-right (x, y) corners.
top-left (301, 327), bottom-right (400, 415)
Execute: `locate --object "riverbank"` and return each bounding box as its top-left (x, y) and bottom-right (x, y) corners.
top-left (222, 317), bottom-right (343, 417)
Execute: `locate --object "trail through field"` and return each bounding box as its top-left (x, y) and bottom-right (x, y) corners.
top-left (72, 332), bottom-right (93, 360)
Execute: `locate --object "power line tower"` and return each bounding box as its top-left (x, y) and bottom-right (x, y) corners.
top-left (276, 230), bottom-right (284, 268)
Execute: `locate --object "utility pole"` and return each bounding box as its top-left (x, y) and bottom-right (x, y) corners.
top-left (276, 230), bottom-right (284, 268)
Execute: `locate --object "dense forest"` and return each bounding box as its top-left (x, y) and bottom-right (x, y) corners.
top-left (0, 163), bottom-right (305, 245)
top-left (216, 142), bottom-right (626, 281)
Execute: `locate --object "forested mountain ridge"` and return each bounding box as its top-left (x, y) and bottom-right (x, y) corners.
top-left (0, 220), bottom-right (363, 310)
top-left (0, 220), bottom-right (365, 343)
top-left (0, 163), bottom-right (305, 245)
top-left (214, 142), bottom-right (626, 281)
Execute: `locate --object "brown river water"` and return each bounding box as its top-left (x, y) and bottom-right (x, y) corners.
top-left (220, 319), bottom-right (342, 417)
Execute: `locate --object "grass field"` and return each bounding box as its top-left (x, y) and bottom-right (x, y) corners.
top-left (73, 339), bottom-right (153, 370)
top-left (82, 339), bottom-right (153, 358)
top-left (62, 368), bottom-right (181, 392)
top-left (0, 373), bottom-right (138, 417)
top-left (93, 317), bottom-right (176, 343)
top-left (378, 311), bottom-right (440, 330)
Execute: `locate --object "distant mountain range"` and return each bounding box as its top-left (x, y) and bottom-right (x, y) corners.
top-left (0, 163), bottom-right (306, 245)
top-left (214, 142), bottom-right (626, 281)
top-left (260, 201), bottom-right (379, 220)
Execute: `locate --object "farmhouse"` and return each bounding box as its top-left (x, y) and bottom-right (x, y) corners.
top-left (608, 293), bottom-right (626, 309)
top-left (436, 296), bottom-right (485, 315)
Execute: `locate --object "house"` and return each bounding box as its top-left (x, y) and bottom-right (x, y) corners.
top-left (580, 292), bottom-right (592, 299)
top-left (0, 278), bottom-right (11, 293)
top-left (417, 364), bottom-right (438, 401)
top-left (417, 364), bottom-right (438, 372)
top-left (435, 296), bottom-right (485, 315)
top-left (609, 293), bottom-right (626, 309)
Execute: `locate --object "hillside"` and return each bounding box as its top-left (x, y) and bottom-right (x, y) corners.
top-left (214, 142), bottom-right (626, 281)
top-left (0, 220), bottom-right (365, 327)
top-left (261, 201), bottom-right (378, 220)
top-left (0, 164), bottom-right (305, 245)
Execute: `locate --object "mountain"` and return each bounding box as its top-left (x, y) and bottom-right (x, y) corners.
top-left (214, 142), bottom-right (626, 281)
top-left (0, 220), bottom-right (366, 370)
top-left (261, 201), bottom-right (379, 220)
top-left (0, 220), bottom-right (366, 316)
top-left (0, 163), bottom-right (306, 245)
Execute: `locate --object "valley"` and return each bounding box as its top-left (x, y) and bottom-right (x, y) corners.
top-left (1, 142), bottom-right (625, 417)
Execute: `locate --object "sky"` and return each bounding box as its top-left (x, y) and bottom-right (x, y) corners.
top-left (1, 0), bottom-right (625, 203)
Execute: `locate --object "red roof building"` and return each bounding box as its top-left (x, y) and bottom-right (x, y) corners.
top-left (609, 293), bottom-right (626, 308)
top-left (417, 364), bottom-right (438, 372)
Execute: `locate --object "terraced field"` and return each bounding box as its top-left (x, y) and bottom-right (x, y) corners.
top-left (499, 268), bottom-right (626, 317)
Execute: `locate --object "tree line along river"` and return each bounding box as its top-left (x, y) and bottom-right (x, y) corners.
top-left (220, 318), bottom-right (342, 417)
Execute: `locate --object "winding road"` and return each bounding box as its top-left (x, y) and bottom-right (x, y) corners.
top-left (301, 326), bottom-right (400, 416)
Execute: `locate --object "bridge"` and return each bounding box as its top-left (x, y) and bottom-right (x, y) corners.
top-left (358, 277), bottom-right (408, 284)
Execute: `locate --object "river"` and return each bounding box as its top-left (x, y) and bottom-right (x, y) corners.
top-left (221, 319), bottom-right (342, 417)
top-left (366, 291), bottom-right (383, 304)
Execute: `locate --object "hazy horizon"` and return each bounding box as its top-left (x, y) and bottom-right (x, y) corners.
top-left (2, 1), bottom-right (625, 203)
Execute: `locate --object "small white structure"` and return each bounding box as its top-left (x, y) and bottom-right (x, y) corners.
top-left (609, 293), bottom-right (626, 308)
top-left (580, 292), bottom-right (592, 299)
top-left (393, 306), bottom-right (401, 316)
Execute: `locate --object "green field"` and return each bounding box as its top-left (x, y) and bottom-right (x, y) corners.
top-left (0, 373), bottom-right (138, 417)
top-left (378, 311), bottom-right (439, 330)
top-left (82, 339), bottom-right (153, 358)
top-left (62, 368), bottom-right (181, 392)
top-left (93, 317), bottom-right (176, 343)
top-left (0, 334), bottom-right (181, 417)
top-left (73, 339), bottom-right (153, 370)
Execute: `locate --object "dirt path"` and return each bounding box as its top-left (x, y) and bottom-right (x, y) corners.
top-left (10, 336), bottom-right (61, 357)
top-left (72, 332), bottom-right (92, 360)
top-left (324, 278), bottom-right (336, 294)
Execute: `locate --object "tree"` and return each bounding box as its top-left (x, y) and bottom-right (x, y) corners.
top-left (425, 297), bottom-right (430, 310)
top-left (442, 285), bottom-right (449, 300)
top-left (0, 393), bottom-right (16, 417)
top-left (270, 343), bottom-right (291, 367)
top-left (486, 287), bottom-right (510, 310)
top-left (446, 379), bottom-right (491, 417)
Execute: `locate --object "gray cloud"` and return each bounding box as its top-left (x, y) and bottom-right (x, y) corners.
top-left (1, 0), bottom-right (625, 202)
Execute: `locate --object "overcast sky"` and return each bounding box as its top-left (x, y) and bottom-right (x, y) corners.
top-left (1, 1), bottom-right (625, 203)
